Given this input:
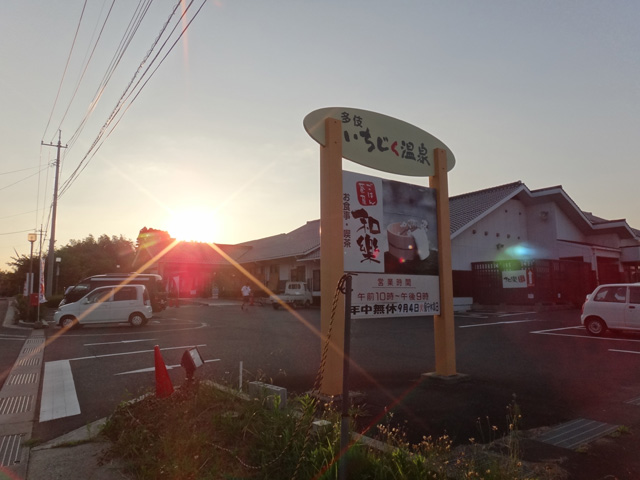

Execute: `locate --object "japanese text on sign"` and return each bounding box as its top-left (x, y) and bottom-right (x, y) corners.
top-left (350, 273), bottom-right (440, 319)
top-left (501, 270), bottom-right (528, 289)
top-left (340, 112), bottom-right (430, 167)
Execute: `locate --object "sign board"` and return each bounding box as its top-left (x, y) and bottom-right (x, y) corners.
top-left (343, 170), bottom-right (440, 318)
top-left (304, 107), bottom-right (455, 177)
top-left (502, 269), bottom-right (527, 289)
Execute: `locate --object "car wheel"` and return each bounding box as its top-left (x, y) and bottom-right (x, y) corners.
top-left (60, 316), bottom-right (78, 329)
top-left (585, 317), bottom-right (607, 337)
top-left (129, 312), bottom-right (146, 327)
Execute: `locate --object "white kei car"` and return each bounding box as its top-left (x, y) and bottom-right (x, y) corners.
top-left (580, 283), bottom-right (640, 336)
top-left (54, 284), bottom-right (153, 329)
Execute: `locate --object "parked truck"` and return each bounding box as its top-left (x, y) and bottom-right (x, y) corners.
top-left (270, 281), bottom-right (313, 309)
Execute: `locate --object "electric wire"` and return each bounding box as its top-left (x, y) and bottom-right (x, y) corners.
top-left (60, 2), bottom-right (174, 195)
top-left (28, 0), bottom-right (205, 261)
top-left (0, 229), bottom-right (36, 237)
top-left (59, 0), bottom-right (205, 198)
top-left (0, 166), bottom-right (42, 176)
top-left (65, 0), bottom-right (155, 153)
top-left (0, 209), bottom-right (41, 220)
top-left (41, 0), bottom-right (88, 143)
top-left (54, 0), bottom-right (117, 141)
top-left (34, 1), bottom-right (154, 256)
top-left (0, 167), bottom-right (49, 193)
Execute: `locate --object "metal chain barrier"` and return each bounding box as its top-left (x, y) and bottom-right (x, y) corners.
top-left (291, 274), bottom-right (348, 480)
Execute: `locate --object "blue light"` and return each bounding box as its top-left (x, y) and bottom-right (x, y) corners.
top-left (504, 243), bottom-right (537, 258)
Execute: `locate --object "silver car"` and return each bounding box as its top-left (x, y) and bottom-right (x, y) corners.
top-left (581, 283), bottom-right (640, 336)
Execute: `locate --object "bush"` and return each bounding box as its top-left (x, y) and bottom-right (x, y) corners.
top-left (46, 295), bottom-right (64, 308)
top-left (14, 294), bottom-right (51, 322)
top-left (15, 295), bottom-right (62, 322)
top-left (102, 382), bottom-right (543, 480)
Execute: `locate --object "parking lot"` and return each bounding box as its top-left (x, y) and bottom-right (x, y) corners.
top-left (4, 300), bottom-right (640, 478)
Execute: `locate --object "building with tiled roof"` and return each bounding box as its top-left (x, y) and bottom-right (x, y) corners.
top-left (136, 181), bottom-right (640, 307)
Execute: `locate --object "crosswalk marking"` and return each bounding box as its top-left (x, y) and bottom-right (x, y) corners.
top-left (40, 360), bottom-right (81, 422)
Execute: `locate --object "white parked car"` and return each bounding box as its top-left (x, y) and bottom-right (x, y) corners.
top-left (580, 283), bottom-right (640, 336)
top-left (54, 284), bottom-right (153, 329)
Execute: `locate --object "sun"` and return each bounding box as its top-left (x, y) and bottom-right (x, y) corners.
top-left (166, 208), bottom-right (219, 242)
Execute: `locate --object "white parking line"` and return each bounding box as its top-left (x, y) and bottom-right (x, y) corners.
top-left (610, 349), bottom-right (640, 354)
top-left (40, 344), bottom-right (207, 422)
top-left (0, 336), bottom-right (29, 342)
top-left (68, 344), bottom-right (207, 362)
top-left (116, 359), bottom-right (220, 375)
top-left (459, 319), bottom-right (539, 328)
top-left (84, 339), bottom-right (156, 346)
top-left (531, 326), bottom-right (640, 343)
top-left (530, 326), bottom-right (584, 336)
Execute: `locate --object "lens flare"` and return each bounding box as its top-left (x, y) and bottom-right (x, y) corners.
top-left (505, 243), bottom-right (538, 258)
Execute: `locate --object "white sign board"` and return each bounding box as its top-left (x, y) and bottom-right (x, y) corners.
top-left (304, 107), bottom-right (455, 177)
top-left (343, 170), bottom-right (440, 318)
top-left (502, 270), bottom-right (527, 289)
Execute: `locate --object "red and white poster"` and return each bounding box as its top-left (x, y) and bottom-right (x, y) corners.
top-left (343, 170), bottom-right (440, 318)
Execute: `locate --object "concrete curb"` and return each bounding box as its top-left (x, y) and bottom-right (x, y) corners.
top-left (31, 418), bottom-right (108, 451)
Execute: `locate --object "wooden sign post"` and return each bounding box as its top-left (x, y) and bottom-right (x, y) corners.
top-left (428, 148), bottom-right (457, 376)
top-left (319, 117), bottom-right (346, 395)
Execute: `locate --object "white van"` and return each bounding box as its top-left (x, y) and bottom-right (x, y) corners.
top-left (54, 284), bottom-right (153, 328)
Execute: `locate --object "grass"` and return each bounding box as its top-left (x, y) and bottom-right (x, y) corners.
top-left (101, 382), bottom-right (549, 480)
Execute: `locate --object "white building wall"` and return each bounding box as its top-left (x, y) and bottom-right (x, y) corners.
top-left (555, 208), bottom-right (586, 243)
top-left (556, 241), bottom-right (592, 261)
top-left (525, 201), bottom-right (558, 255)
top-left (451, 199), bottom-right (528, 270)
top-left (276, 262), bottom-right (294, 281)
top-left (588, 233), bottom-right (621, 249)
top-left (622, 246), bottom-right (640, 262)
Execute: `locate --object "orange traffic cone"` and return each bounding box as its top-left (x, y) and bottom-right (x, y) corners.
top-left (154, 345), bottom-right (174, 398)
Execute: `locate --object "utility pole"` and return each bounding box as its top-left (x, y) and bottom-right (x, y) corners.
top-left (42, 131), bottom-right (67, 297)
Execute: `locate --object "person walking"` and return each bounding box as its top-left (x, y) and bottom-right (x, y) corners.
top-left (241, 283), bottom-right (251, 310)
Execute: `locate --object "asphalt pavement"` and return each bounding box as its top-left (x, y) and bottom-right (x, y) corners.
top-left (3, 298), bottom-right (640, 479)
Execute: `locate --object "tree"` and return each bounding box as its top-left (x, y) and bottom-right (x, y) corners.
top-left (55, 235), bottom-right (136, 292)
top-left (1, 234), bottom-right (136, 297)
top-left (0, 268), bottom-right (19, 296)
top-left (4, 254), bottom-right (36, 297)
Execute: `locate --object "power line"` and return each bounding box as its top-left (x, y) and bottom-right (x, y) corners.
top-left (0, 166), bottom-right (42, 176)
top-left (54, 0), bottom-right (117, 137)
top-left (0, 167), bottom-right (49, 192)
top-left (61, 0), bottom-right (174, 194)
top-left (0, 228), bottom-right (36, 237)
top-left (41, 0), bottom-right (88, 143)
top-left (0, 209), bottom-right (41, 220)
top-left (59, 0), bottom-right (206, 198)
top-left (62, 0), bottom-right (155, 152)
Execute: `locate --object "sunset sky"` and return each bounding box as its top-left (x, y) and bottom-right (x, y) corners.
top-left (1, 1), bottom-right (638, 270)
